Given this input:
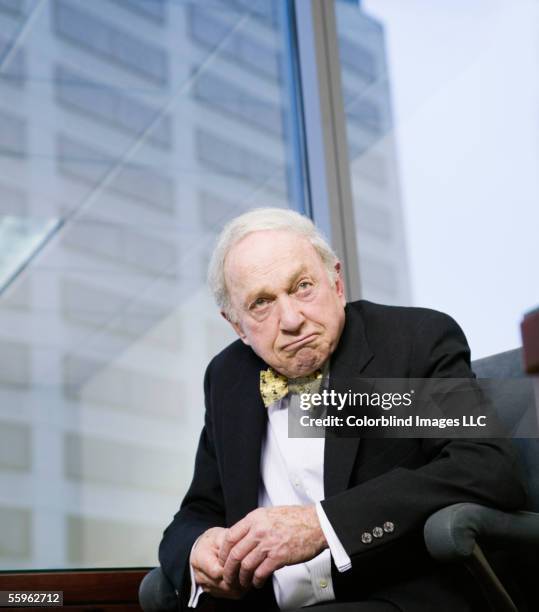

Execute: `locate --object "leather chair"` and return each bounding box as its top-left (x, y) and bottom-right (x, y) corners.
top-left (139, 566), bottom-right (180, 612)
top-left (424, 348), bottom-right (539, 612)
top-left (140, 348), bottom-right (539, 611)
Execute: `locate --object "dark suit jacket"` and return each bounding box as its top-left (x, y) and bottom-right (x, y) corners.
top-left (159, 301), bottom-right (526, 611)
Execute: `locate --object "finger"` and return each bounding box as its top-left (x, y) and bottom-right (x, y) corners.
top-left (219, 519), bottom-right (251, 564)
top-left (222, 537), bottom-right (258, 585)
top-left (252, 557), bottom-right (279, 589)
top-left (211, 528), bottom-right (229, 551)
top-left (204, 587), bottom-right (243, 600)
top-left (238, 546), bottom-right (268, 588)
top-left (193, 556), bottom-right (223, 582)
top-left (194, 568), bottom-right (220, 589)
top-left (219, 580), bottom-right (244, 599)
top-left (204, 582), bottom-right (244, 600)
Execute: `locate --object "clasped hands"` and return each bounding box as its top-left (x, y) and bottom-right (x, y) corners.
top-left (190, 505), bottom-right (327, 599)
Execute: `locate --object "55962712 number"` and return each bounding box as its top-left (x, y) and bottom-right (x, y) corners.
top-left (0, 591), bottom-right (63, 607)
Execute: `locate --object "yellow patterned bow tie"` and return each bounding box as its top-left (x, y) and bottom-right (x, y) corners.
top-left (259, 367), bottom-right (322, 408)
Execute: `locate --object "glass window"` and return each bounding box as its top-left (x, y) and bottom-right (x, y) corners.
top-left (230, 0), bottom-right (280, 27)
top-left (54, 1), bottom-right (168, 84)
top-left (57, 135), bottom-right (176, 212)
top-left (54, 64), bottom-right (172, 149)
top-left (0, 0), bottom-right (303, 570)
top-left (0, 0), bottom-right (21, 16)
top-left (188, 4), bottom-right (282, 81)
top-left (339, 35), bottom-right (376, 82)
top-left (335, 1), bottom-right (409, 310)
top-left (195, 129), bottom-right (287, 195)
top-left (0, 182), bottom-right (27, 216)
top-left (109, 0), bottom-right (166, 24)
top-left (0, 110), bottom-right (26, 157)
top-left (336, 0), bottom-right (537, 357)
top-left (193, 71), bottom-right (284, 137)
top-left (0, 33), bottom-right (25, 87)
top-left (0, 507), bottom-right (31, 561)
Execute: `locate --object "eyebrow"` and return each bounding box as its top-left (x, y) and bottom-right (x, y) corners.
top-left (244, 266), bottom-right (310, 307)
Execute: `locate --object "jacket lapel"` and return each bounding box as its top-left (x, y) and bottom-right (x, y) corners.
top-left (324, 303), bottom-right (374, 497)
top-left (221, 348), bottom-right (268, 524)
top-left (223, 303), bottom-right (374, 515)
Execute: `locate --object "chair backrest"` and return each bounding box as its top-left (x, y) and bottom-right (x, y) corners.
top-left (472, 348), bottom-right (539, 511)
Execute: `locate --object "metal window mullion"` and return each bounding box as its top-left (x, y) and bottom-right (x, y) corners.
top-left (294, 0), bottom-right (361, 300)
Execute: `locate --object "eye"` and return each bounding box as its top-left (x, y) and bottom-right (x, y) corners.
top-left (296, 280), bottom-right (313, 292)
top-left (250, 297), bottom-right (270, 310)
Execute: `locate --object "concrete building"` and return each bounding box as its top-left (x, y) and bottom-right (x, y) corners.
top-left (0, 0), bottom-right (407, 570)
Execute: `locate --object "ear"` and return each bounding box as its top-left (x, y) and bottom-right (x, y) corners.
top-left (220, 311), bottom-right (250, 345)
top-left (334, 261), bottom-right (346, 305)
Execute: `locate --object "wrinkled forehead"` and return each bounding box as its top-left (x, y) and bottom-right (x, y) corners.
top-left (224, 229), bottom-right (324, 296)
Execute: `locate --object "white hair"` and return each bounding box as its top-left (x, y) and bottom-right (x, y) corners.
top-left (207, 207), bottom-right (339, 321)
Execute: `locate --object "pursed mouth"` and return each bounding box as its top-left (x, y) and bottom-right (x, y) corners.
top-left (281, 333), bottom-right (318, 352)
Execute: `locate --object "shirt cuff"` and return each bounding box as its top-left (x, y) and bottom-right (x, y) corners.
top-left (315, 502), bottom-right (352, 572)
top-left (188, 538), bottom-right (204, 607)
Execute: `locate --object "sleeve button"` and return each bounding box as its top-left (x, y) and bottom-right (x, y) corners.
top-left (361, 532), bottom-right (373, 544)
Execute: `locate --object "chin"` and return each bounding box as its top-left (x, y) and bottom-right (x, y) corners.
top-left (289, 350), bottom-right (324, 377)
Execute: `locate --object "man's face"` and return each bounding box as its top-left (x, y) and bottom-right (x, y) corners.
top-left (223, 229), bottom-right (346, 378)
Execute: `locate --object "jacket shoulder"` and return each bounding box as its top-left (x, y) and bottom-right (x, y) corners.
top-left (349, 300), bottom-right (471, 376)
top-left (350, 299), bottom-right (465, 337)
top-left (205, 337), bottom-right (263, 387)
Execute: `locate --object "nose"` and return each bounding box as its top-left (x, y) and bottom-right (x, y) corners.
top-left (278, 295), bottom-right (305, 333)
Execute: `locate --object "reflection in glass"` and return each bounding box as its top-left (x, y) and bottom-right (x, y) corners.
top-left (0, 0), bottom-right (301, 569)
top-left (335, 0), bottom-right (411, 307)
top-left (0, 217), bottom-right (60, 291)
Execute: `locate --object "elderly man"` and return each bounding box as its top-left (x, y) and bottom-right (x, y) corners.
top-left (159, 208), bottom-right (524, 612)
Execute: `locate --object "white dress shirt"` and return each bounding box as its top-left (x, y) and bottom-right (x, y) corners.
top-left (188, 393), bottom-right (351, 609)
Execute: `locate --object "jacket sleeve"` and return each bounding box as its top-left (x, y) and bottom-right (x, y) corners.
top-left (320, 310), bottom-right (527, 568)
top-left (158, 360), bottom-right (226, 599)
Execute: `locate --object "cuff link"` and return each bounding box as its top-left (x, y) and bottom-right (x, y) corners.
top-left (383, 521), bottom-right (395, 533)
top-left (361, 532), bottom-right (373, 544)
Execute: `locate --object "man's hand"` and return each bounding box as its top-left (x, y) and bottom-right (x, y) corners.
top-left (190, 527), bottom-right (246, 599)
top-left (218, 505), bottom-right (327, 589)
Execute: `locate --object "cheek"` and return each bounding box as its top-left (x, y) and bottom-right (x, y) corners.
top-left (315, 301), bottom-right (343, 337)
top-left (246, 322), bottom-right (278, 351)
top-left (305, 297), bottom-right (337, 326)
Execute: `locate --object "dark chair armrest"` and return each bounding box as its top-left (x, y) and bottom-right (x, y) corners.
top-left (139, 567), bottom-right (179, 612)
top-left (424, 502), bottom-right (539, 562)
